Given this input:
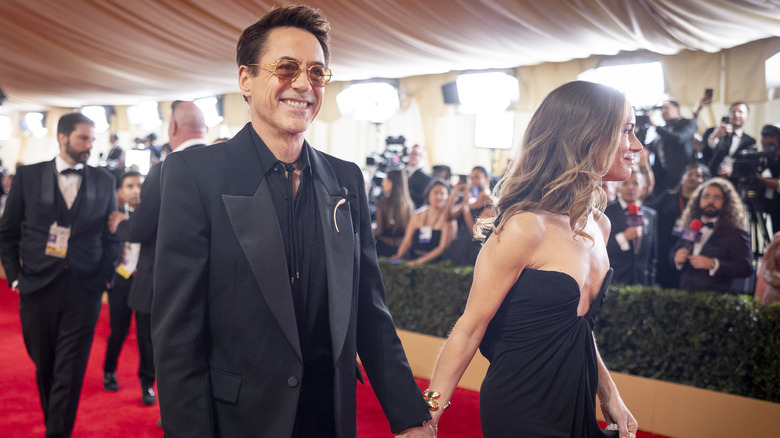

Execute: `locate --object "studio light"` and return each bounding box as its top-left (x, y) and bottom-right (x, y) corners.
top-left (456, 71), bottom-right (519, 114)
top-left (337, 81), bottom-right (400, 124)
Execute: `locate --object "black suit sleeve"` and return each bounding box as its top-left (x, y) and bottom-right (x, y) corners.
top-left (152, 152), bottom-right (214, 436)
top-left (0, 165), bottom-right (27, 285)
top-left (115, 162), bottom-right (162, 244)
top-left (100, 173), bottom-right (120, 285)
top-left (715, 228), bottom-right (753, 278)
top-left (351, 162), bottom-right (431, 432)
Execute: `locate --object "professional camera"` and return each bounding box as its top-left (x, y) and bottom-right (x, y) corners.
top-left (366, 135), bottom-right (407, 172)
top-left (365, 136), bottom-right (408, 214)
top-left (633, 105), bottom-right (661, 145)
top-left (732, 150), bottom-right (772, 188)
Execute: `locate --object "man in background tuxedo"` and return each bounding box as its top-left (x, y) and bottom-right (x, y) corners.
top-left (646, 100), bottom-right (697, 198)
top-left (152, 6), bottom-right (432, 438)
top-left (0, 112), bottom-right (118, 437)
top-left (107, 100), bottom-right (208, 407)
top-left (605, 170), bottom-right (658, 285)
top-left (102, 171), bottom-right (149, 400)
top-left (701, 102), bottom-right (757, 177)
top-left (406, 144), bottom-right (433, 209)
top-left (672, 178), bottom-right (753, 294)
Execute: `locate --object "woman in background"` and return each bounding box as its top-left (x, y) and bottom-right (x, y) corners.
top-left (426, 81), bottom-right (640, 438)
top-left (445, 166), bottom-right (495, 266)
top-left (373, 168), bottom-right (414, 257)
top-left (391, 178), bottom-right (455, 267)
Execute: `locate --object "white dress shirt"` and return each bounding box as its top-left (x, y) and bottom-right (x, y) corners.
top-left (54, 156), bottom-right (84, 209)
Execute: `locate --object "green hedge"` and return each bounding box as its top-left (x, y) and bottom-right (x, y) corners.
top-left (380, 260), bottom-right (780, 403)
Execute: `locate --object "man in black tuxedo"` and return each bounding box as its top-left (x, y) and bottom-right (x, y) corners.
top-left (672, 178), bottom-right (753, 294)
top-left (701, 102), bottom-right (757, 177)
top-left (107, 101), bottom-right (208, 406)
top-left (152, 6), bottom-right (432, 438)
top-left (102, 171), bottom-right (147, 397)
top-left (406, 144), bottom-right (433, 209)
top-left (605, 170), bottom-right (658, 285)
top-left (0, 112), bottom-right (118, 437)
top-left (646, 100), bottom-right (697, 198)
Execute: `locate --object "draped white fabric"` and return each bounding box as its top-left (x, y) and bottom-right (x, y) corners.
top-left (0, 0), bottom-right (779, 108)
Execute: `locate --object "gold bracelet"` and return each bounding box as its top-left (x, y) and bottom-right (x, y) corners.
top-left (422, 389), bottom-right (451, 411)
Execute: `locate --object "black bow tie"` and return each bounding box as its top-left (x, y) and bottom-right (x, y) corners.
top-left (701, 221), bottom-right (715, 229)
top-left (60, 167), bottom-right (83, 176)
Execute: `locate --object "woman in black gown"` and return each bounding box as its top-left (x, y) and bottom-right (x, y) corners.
top-left (426, 81), bottom-right (640, 438)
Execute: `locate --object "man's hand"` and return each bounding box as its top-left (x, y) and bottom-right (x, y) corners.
top-left (107, 210), bottom-right (126, 234)
top-left (688, 255), bottom-right (715, 270)
top-left (622, 226), bottom-right (642, 241)
top-left (396, 423), bottom-right (436, 437)
top-left (674, 248), bottom-right (690, 265)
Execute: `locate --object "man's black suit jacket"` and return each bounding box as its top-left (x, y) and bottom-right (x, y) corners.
top-left (648, 117), bottom-right (697, 194)
top-left (700, 127), bottom-right (757, 176)
top-left (605, 201), bottom-right (658, 285)
top-left (0, 159), bottom-right (117, 293)
top-left (407, 168), bottom-right (432, 209)
top-left (115, 144), bottom-right (206, 313)
top-left (670, 221), bottom-right (753, 294)
top-left (152, 123), bottom-right (429, 438)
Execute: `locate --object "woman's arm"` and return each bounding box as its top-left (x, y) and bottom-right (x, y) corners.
top-left (392, 211), bottom-right (420, 259)
top-left (407, 217), bottom-right (456, 266)
top-left (426, 213), bottom-right (542, 425)
top-left (594, 335), bottom-right (638, 438)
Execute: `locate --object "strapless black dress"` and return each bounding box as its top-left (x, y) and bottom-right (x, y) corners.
top-left (479, 268), bottom-right (617, 437)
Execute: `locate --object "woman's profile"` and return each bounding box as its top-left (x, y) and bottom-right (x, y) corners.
top-left (426, 80), bottom-right (642, 438)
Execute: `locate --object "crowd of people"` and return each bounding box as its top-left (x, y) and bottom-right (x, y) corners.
top-left (372, 94), bottom-right (780, 302)
top-left (0, 4), bottom-right (778, 438)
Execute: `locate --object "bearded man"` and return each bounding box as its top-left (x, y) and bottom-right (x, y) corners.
top-left (671, 177), bottom-right (753, 294)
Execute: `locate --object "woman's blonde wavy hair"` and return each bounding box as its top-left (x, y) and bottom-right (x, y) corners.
top-left (477, 81), bottom-right (630, 243)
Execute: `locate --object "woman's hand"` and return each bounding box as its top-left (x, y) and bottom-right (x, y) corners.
top-left (600, 395), bottom-right (638, 438)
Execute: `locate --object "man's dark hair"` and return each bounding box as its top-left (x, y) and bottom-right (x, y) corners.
top-left (117, 170), bottom-right (143, 189)
top-left (730, 101), bottom-right (750, 113)
top-left (120, 170), bottom-right (143, 185)
top-left (236, 5), bottom-right (331, 77)
top-left (683, 177), bottom-right (745, 231)
top-left (57, 112), bottom-right (95, 137)
top-left (667, 100), bottom-right (680, 109)
top-left (472, 166), bottom-right (489, 177)
top-left (761, 124), bottom-right (780, 139)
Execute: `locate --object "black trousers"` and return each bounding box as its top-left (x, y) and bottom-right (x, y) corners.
top-left (103, 275), bottom-right (155, 387)
top-left (19, 272), bottom-right (102, 438)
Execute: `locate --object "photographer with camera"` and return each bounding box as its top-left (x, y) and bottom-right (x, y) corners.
top-left (701, 102), bottom-right (757, 178)
top-left (756, 124), bottom-right (780, 234)
top-left (645, 100), bottom-right (698, 201)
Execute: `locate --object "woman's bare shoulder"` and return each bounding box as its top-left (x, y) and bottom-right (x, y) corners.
top-left (495, 211), bottom-right (546, 245)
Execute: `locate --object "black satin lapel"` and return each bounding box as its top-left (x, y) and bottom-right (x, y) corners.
top-left (81, 166), bottom-right (96, 217)
top-left (222, 181), bottom-right (302, 360)
top-left (41, 162), bottom-right (56, 213)
top-left (314, 178), bottom-right (355, 363)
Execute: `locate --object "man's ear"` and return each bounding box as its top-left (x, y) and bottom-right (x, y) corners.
top-left (238, 65), bottom-right (253, 100)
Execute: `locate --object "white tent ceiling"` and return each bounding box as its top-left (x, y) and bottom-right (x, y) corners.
top-left (0, 0), bottom-right (779, 110)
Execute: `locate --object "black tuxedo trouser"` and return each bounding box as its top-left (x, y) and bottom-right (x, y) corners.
top-left (19, 272), bottom-right (102, 438)
top-left (103, 275), bottom-right (155, 387)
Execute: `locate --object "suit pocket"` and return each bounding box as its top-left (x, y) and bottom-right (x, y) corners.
top-left (210, 368), bottom-right (242, 404)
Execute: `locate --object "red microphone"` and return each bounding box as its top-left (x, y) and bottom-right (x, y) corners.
top-left (681, 219), bottom-right (703, 250)
top-left (625, 203), bottom-right (643, 227)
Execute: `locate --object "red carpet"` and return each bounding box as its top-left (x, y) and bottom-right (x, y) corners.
top-left (0, 283), bottom-right (667, 437)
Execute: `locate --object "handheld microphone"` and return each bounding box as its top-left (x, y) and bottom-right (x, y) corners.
top-left (625, 203), bottom-right (643, 227)
top-left (681, 219), bottom-right (703, 250)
